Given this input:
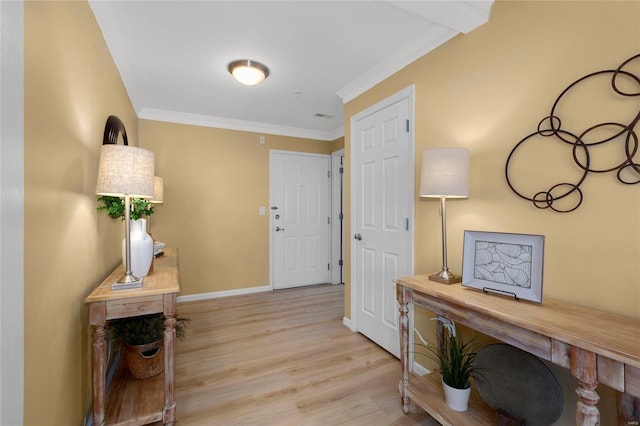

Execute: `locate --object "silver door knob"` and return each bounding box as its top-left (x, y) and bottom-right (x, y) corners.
top-left (275, 226), bottom-right (285, 232)
top-left (354, 233), bottom-right (362, 240)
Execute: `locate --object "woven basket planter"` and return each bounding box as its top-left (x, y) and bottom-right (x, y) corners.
top-left (124, 340), bottom-right (164, 380)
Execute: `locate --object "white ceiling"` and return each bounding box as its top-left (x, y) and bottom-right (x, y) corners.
top-left (89, 1), bottom-right (493, 141)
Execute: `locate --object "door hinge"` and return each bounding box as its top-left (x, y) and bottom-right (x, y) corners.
top-left (406, 119), bottom-right (410, 132)
top-left (339, 212), bottom-right (343, 221)
top-left (405, 218), bottom-right (409, 231)
top-left (328, 263), bottom-right (330, 270)
top-left (339, 259), bottom-right (343, 266)
top-left (328, 217), bottom-right (330, 224)
top-left (339, 166), bottom-right (344, 174)
top-left (328, 170), bottom-right (331, 178)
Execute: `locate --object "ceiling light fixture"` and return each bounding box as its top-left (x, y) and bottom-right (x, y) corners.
top-left (228, 59), bottom-right (270, 86)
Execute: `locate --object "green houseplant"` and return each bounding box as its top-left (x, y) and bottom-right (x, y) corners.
top-left (97, 195), bottom-right (154, 220)
top-left (108, 313), bottom-right (189, 380)
top-left (415, 317), bottom-right (483, 411)
top-left (97, 195), bottom-right (156, 278)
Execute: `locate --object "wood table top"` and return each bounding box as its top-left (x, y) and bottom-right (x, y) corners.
top-left (396, 274), bottom-right (640, 369)
top-left (85, 248), bottom-right (180, 303)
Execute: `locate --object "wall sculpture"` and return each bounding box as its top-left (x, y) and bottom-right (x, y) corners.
top-left (505, 54), bottom-right (640, 213)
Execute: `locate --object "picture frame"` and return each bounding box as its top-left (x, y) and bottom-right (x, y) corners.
top-left (462, 231), bottom-right (545, 303)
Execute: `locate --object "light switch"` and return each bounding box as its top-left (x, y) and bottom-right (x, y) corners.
top-left (259, 206), bottom-right (266, 216)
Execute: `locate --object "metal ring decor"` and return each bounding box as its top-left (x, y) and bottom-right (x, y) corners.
top-left (505, 54), bottom-right (640, 213)
top-left (102, 115), bottom-right (129, 145)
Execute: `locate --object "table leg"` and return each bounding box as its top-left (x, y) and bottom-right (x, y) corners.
top-left (399, 286), bottom-right (410, 415)
top-left (576, 379), bottom-right (600, 425)
top-left (617, 393), bottom-right (639, 426)
top-left (571, 347), bottom-right (600, 425)
top-left (163, 294), bottom-right (177, 425)
top-left (90, 302), bottom-right (107, 426)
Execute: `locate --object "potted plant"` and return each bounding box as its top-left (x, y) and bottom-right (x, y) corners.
top-left (96, 195), bottom-right (155, 220)
top-left (97, 196), bottom-right (155, 277)
top-left (416, 317), bottom-right (483, 412)
top-left (108, 313), bottom-right (189, 380)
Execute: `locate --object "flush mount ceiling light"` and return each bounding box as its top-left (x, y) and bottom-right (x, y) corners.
top-left (228, 59), bottom-right (270, 86)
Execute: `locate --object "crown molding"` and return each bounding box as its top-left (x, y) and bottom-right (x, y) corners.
top-left (139, 108), bottom-right (343, 142)
top-left (337, 26), bottom-right (457, 104)
top-left (388, 1), bottom-right (493, 34)
top-left (337, 0), bottom-right (493, 104)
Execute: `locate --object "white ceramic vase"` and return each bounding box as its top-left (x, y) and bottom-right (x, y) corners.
top-left (122, 218), bottom-right (153, 278)
top-left (442, 379), bottom-right (471, 412)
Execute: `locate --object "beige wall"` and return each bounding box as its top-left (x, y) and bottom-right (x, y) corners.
top-left (345, 0), bottom-right (640, 320)
top-left (24, 1), bottom-right (138, 424)
top-left (22, 0), bottom-right (638, 423)
top-left (139, 120), bottom-right (338, 296)
top-left (344, 2), bottom-right (639, 423)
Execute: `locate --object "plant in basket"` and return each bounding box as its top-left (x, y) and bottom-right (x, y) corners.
top-left (108, 313), bottom-right (189, 380)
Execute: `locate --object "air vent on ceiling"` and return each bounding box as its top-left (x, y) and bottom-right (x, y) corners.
top-left (314, 113), bottom-right (335, 119)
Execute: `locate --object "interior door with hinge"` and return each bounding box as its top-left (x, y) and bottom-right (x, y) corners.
top-left (271, 151), bottom-right (331, 289)
top-left (331, 149), bottom-right (345, 285)
top-left (352, 93), bottom-right (413, 358)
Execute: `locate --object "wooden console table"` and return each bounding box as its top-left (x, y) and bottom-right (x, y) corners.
top-left (85, 248), bottom-right (180, 426)
top-left (396, 274), bottom-right (640, 426)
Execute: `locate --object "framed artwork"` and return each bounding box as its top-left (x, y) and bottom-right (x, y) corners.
top-left (462, 231), bottom-right (545, 303)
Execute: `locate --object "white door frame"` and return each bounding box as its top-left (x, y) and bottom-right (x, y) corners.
top-left (331, 149), bottom-right (344, 285)
top-left (269, 149), bottom-right (331, 289)
top-left (349, 86), bottom-right (416, 362)
top-left (0, 1), bottom-right (25, 423)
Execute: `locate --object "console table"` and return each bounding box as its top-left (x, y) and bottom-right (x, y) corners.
top-left (396, 274), bottom-right (640, 426)
top-left (85, 248), bottom-right (180, 426)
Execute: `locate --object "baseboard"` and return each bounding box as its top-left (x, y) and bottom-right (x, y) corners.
top-left (342, 316), bottom-right (352, 329)
top-left (177, 285), bottom-right (272, 303)
top-left (412, 361), bottom-right (430, 376)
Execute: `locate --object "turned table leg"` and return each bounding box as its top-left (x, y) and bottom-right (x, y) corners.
top-left (571, 347), bottom-right (600, 425)
top-left (90, 302), bottom-right (107, 426)
top-left (617, 393), bottom-right (639, 426)
top-left (398, 285), bottom-right (410, 414)
top-left (163, 294), bottom-right (177, 425)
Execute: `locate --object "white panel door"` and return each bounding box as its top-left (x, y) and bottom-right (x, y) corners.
top-left (271, 151), bottom-right (331, 289)
top-left (353, 95), bottom-right (412, 358)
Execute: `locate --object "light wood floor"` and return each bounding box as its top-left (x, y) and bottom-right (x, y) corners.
top-left (172, 284), bottom-right (438, 425)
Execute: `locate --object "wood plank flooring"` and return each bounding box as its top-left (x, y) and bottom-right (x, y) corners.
top-left (172, 284), bottom-right (438, 425)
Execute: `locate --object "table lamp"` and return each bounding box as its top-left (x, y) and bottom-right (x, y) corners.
top-left (149, 176), bottom-right (164, 257)
top-left (420, 147), bottom-right (469, 284)
top-left (152, 176), bottom-right (164, 204)
top-left (96, 144), bottom-right (154, 289)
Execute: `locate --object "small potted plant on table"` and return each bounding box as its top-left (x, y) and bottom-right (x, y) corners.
top-left (108, 313), bottom-right (189, 380)
top-left (416, 317), bottom-right (483, 412)
top-left (97, 196), bottom-right (156, 278)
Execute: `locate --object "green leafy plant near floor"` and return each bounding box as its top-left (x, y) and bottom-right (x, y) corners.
top-left (97, 195), bottom-right (154, 221)
top-left (415, 317), bottom-right (483, 389)
top-left (108, 313), bottom-right (190, 346)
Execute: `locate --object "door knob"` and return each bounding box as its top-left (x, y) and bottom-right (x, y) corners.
top-left (275, 226), bottom-right (285, 232)
top-left (354, 233), bottom-right (362, 240)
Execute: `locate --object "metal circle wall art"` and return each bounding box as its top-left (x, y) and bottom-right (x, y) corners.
top-left (505, 54), bottom-right (640, 213)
